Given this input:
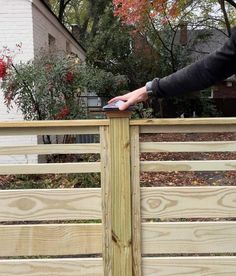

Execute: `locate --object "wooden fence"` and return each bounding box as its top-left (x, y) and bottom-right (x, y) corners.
top-left (0, 114), bottom-right (236, 275)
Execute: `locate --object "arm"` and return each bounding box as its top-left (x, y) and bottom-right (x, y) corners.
top-left (152, 27), bottom-right (236, 98)
top-left (109, 27), bottom-right (236, 110)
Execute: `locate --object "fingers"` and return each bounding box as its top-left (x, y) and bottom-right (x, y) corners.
top-left (119, 99), bottom-right (133, 111)
top-left (119, 102), bottom-right (129, 111)
top-left (108, 96), bottom-right (127, 104)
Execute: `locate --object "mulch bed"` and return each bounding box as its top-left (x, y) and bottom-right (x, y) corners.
top-left (140, 132), bottom-right (236, 187)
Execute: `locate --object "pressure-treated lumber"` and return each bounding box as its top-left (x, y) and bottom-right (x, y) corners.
top-left (130, 118), bottom-right (236, 133)
top-left (130, 117), bottom-right (236, 125)
top-left (0, 119), bottom-right (106, 135)
top-left (0, 117), bottom-right (236, 275)
top-left (142, 257), bottom-right (236, 276)
top-left (0, 162), bottom-right (100, 175)
top-left (142, 221), bottom-right (236, 254)
top-left (0, 224), bottom-right (102, 256)
top-left (141, 186), bottom-right (236, 219)
top-left (130, 126), bottom-right (142, 276)
top-left (141, 160), bottom-right (236, 172)
top-left (139, 125), bottom-right (236, 133)
top-left (0, 119), bottom-right (109, 128)
top-left (140, 141), bottom-right (236, 152)
top-left (0, 144), bottom-right (100, 155)
top-left (100, 126), bottom-right (112, 276)
top-left (108, 111), bottom-right (132, 276)
top-left (0, 188), bottom-right (101, 221)
top-left (0, 258), bottom-right (103, 276)
top-left (0, 126), bottom-right (100, 135)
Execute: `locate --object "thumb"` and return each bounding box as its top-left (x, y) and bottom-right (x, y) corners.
top-left (119, 101), bottom-right (131, 111)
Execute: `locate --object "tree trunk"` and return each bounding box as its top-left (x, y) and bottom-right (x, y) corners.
top-left (219, 0), bottom-right (232, 36)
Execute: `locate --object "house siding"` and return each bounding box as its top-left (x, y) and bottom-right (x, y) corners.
top-left (0, 0), bottom-right (86, 164)
top-left (32, 0), bottom-right (86, 61)
top-left (0, 0), bottom-right (34, 62)
top-left (0, 0), bottom-right (37, 164)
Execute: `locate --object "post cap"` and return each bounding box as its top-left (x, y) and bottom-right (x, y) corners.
top-left (105, 110), bottom-right (132, 118)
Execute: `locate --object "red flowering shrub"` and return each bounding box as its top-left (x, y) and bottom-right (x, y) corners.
top-left (54, 106), bottom-right (70, 119)
top-left (0, 50), bottom-right (87, 121)
top-left (1, 49), bottom-right (128, 121)
top-left (0, 43), bottom-right (21, 80)
top-left (65, 71), bottom-right (73, 82)
top-left (0, 59), bottom-right (7, 79)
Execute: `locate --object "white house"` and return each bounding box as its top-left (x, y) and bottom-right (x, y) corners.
top-left (0, 0), bottom-right (86, 164)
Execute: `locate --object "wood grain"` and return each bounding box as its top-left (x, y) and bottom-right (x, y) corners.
top-left (0, 119), bottom-right (109, 128)
top-left (0, 144), bottom-right (100, 155)
top-left (142, 257), bottom-right (236, 276)
top-left (0, 224), bottom-right (102, 256)
top-left (109, 113), bottom-right (132, 276)
top-left (141, 160), bottom-right (236, 172)
top-left (0, 188), bottom-right (101, 221)
top-left (142, 222), bottom-right (236, 254)
top-left (140, 141), bottom-right (236, 152)
top-left (130, 126), bottom-right (142, 276)
top-left (130, 117), bottom-right (236, 126)
top-left (0, 126), bottom-right (100, 135)
top-left (0, 258), bottom-right (103, 276)
top-left (100, 126), bottom-right (112, 276)
top-left (139, 125), bottom-right (236, 133)
top-left (141, 186), bottom-right (236, 219)
top-left (0, 162), bottom-right (101, 175)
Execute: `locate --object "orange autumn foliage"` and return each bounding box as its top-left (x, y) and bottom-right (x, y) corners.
top-left (113, 0), bottom-right (179, 26)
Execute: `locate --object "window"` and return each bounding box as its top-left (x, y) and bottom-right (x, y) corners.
top-left (66, 41), bottom-right (71, 53)
top-left (48, 34), bottom-right (56, 51)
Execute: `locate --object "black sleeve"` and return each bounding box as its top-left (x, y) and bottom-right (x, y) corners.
top-left (151, 27), bottom-right (236, 98)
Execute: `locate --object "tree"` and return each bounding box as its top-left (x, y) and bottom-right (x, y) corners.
top-left (49, 0), bottom-right (162, 91)
top-left (1, 49), bottom-right (128, 121)
top-left (113, 0), bottom-right (236, 24)
top-left (49, 0), bottom-right (108, 37)
top-left (48, 0), bottom-right (235, 117)
top-left (47, 0), bottom-right (74, 22)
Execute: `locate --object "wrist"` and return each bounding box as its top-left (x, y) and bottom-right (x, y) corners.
top-left (145, 81), bottom-right (154, 99)
top-left (141, 86), bottom-right (148, 101)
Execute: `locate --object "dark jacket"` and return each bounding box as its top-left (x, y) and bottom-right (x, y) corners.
top-left (151, 27), bottom-right (236, 98)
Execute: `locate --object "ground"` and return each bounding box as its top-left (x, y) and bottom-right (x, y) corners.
top-left (0, 132), bottom-right (235, 189)
top-left (140, 132), bottom-right (236, 187)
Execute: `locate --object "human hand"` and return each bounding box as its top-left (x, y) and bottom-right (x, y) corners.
top-left (108, 86), bottom-right (148, 111)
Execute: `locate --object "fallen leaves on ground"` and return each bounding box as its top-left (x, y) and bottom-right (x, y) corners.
top-left (140, 132), bottom-right (236, 187)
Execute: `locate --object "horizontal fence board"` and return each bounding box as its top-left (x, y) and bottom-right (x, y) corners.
top-left (0, 126), bottom-right (99, 136)
top-left (130, 118), bottom-right (236, 126)
top-left (142, 222), bottom-right (236, 254)
top-left (131, 118), bottom-right (236, 133)
top-left (0, 120), bottom-right (109, 128)
top-left (0, 144), bottom-right (100, 155)
top-left (0, 224), bottom-right (102, 257)
top-left (0, 120), bottom-right (109, 136)
top-left (142, 257), bottom-right (236, 276)
top-left (139, 125), bottom-right (236, 133)
top-left (141, 160), bottom-right (236, 172)
top-left (140, 141), bottom-right (236, 153)
top-left (0, 188), bottom-right (101, 221)
top-left (0, 258), bottom-right (103, 276)
top-left (141, 186), bottom-right (236, 219)
top-left (0, 162), bottom-right (101, 175)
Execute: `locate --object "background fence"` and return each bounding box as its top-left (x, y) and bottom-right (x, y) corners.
top-left (0, 115), bottom-right (235, 275)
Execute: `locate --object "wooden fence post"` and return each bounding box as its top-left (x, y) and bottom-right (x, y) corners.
top-left (100, 125), bottom-right (112, 276)
top-left (103, 110), bottom-right (133, 276)
top-left (130, 126), bottom-right (142, 276)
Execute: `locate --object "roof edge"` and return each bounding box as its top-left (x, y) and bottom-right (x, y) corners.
top-left (39, 0), bottom-right (86, 53)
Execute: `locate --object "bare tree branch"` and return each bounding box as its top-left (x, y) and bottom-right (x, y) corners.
top-left (218, 0), bottom-right (232, 35)
top-left (58, 0), bottom-right (73, 22)
top-left (225, 0), bottom-right (236, 9)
